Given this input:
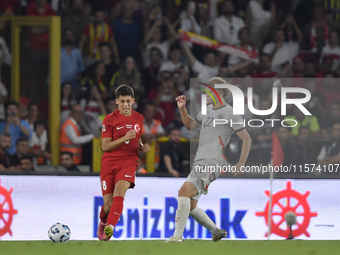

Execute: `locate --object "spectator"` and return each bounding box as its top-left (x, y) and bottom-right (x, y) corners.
top-left (159, 44), bottom-right (189, 75)
top-left (303, 4), bottom-right (334, 52)
top-left (252, 54), bottom-right (277, 94)
top-left (166, 108), bottom-right (199, 140)
top-left (240, 74), bottom-right (260, 121)
top-left (29, 119), bottom-right (51, 165)
top-left (181, 41), bottom-right (219, 81)
top-left (276, 126), bottom-right (295, 167)
top-left (80, 61), bottom-right (107, 97)
top-left (143, 16), bottom-right (176, 67)
top-left (142, 47), bottom-right (162, 97)
top-left (0, 100), bottom-right (32, 154)
top-left (99, 97), bottom-right (117, 121)
top-left (79, 8), bottom-right (119, 65)
top-left (99, 42), bottom-right (119, 87)
top-left (140, 101), bottom-right (165, 169)
top-left (159, 127), bottom-right (185, 177)
top-left (319, 30), bottom-right (340, 71)
top-left (228, 27), bottom-right (258, 68)
top-left (213, 0), bottom-right (245, 45)
top-left (0, 36), bottom-right (11, 82)
top-left (317, 122), bottom-right (340, 166)
top-left (181, 1), bottom-right (201, 35)
top-left (26, 102), bottom-right (40, 131)
top-left (0, 132), bottom-right (15, 170)
top-left (62, 0), bottom-right (92, 46)
top-left (0, 81), bottom-right (8, 121)
top-left (305, 61), bottom-right (316, 77)
top-left (172, 71), bottom-right (187, 94)
top-left (111, 0), bottom-right (146, 24)
top-left (284, 105), bottom-right (320, 138)
top-left (262, 28), bottom-right (298, 73)
top-left (148, 71), bottom-right (179, 128)
top-left (321, 100), bottom-right (340, 139)
top-left (11, 137), bottom-right (29, 168)
top-left (246, 0), bottom-right (275, 50)
top-left (112, 1), bottom-right (142, 62)
top-left (110, 56), bottom-right (143, 102)
top-left (80, 85), bottom-right (106, 136)
top-left (304, 78), bottom-right (326, 120)
top-left (316, 56), bottom-right (336, 78)
top-left (60, 28), bottom-right (85, 90)
top-left (26, 0), bottom-right (57, 100)
top-left (292, 57), bottom-right (305, 78)
top-left (60, 104), bottom-right (95, 165)
top-left (19, 156), bottom-right (35, 171)
top-left (60, 152), bottom-right (80, 171)
top-left (318, 72), bottom-right (340, 109)
top-left (196, 3), bottom-right (212, 38)
top-left (61, 82), bottom-right (77, 125)
top-left (293, 126), bottom-right (315, 166)
top-left (280, 14), bottom-right (303, 44)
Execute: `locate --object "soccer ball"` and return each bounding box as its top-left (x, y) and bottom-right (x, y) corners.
top-left (48, 222), bottom-right (71, 242)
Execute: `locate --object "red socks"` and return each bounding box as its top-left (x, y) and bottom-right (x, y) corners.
top-left (100, 206), bottom-right (108, 224)
top-left (107, 196), bottom-right (124, 227)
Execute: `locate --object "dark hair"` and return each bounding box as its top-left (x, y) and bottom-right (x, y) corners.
top-left (299, 126), bottom-right (310, 133)
top-left (5, 100), bottom-right (19, 113)
top-left (274, 28), bottom-right (287, 42)
top-left (20, 155), bottom-right (33, 163)
top-left (159, 70), bottom-right (172, 78)
top-left (86, 61), bottom-right (105, 84)
top-left (169, 42), bottom-right (181, 53)
top-left (168, 127), bottom-right (181, 135)
top-left (238, 27), bottom-right (250, 41)
top-left (143, 101), bottom-right (156, 111)
top-left (276, 125), bottom-right (292, 133)
top-left (15, 137), bottom-right (29, 146)
top-left (61, 82), bottom-right (74, 111)
top-left (93, 8), bottom-right (105, 15)
top-left (62, 27), bottom-right (75, 37)
top-left (98, 41), bottom-right (111, 51)
top-left (28, 101), bottom-right (38, 111)
top-left (260, 53), bottom-right (271, 61)
top-left (262, 0), bottom-right (271, 11)
top-left (0, 132), bottom-right (11, 138)
top-left (82, 85), bottom-right (100, 105)
top-left (33, 119), bottom-right (46, 130)
top-left (61, 151), bottom-right (74, 159)
top-left (149, 47), bottom-right (163, 59)
top-left (115, 84), bottom-right (134, 99)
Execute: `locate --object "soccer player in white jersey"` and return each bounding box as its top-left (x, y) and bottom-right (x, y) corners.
top-left (167, 77), bottom-right (252, 242)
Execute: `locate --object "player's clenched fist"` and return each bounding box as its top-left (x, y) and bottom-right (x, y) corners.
top-left (125, 130), bottom-right (136, 140)
top-left (141, 143), bottom-right (150, 153)
top-left (176, 95), bottom-right (186, 109)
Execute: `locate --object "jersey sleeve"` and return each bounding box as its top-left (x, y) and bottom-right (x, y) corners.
top-left (230, 114), bottom-right (245, 132)
top-left (195, 111), bottom-right (202, 124)
top-left (102, 116), bottom-right (114, 139)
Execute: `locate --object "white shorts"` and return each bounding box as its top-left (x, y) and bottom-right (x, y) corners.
top-left (186, 158), bottom-right (229, 200)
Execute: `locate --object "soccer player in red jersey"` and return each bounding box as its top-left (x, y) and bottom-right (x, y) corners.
top-left (97, 84), bottom-right (150, 241)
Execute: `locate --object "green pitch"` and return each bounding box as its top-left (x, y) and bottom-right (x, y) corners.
top-left (1, 240), bottom-right (340, 255)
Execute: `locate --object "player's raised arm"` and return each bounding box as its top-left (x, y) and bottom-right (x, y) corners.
top-left (233, 128), bottom-right (252, 177)
top-left (102, 130), bottom-right (136, 152)
top-left (176, 95), bottom-right (200, 131)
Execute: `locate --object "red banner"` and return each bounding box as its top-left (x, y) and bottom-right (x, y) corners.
top-left (178, 29), bottom-right (258, 61)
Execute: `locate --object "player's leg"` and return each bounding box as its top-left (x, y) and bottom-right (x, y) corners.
top-left (98, 170), bottom-right (115, 241)
top-left (104, 179), bottom-right (131, 238)
top-left (168, 181), bottom-right (198, 242)
top-left (189, 199), bottom-right (227, 241)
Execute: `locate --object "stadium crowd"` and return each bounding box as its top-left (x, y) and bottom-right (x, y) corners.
top-left (0, 0), bottom-right (340, 175)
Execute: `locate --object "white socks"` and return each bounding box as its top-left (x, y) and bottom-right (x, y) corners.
top-left (190, 206), bottom-right (219, 234)
top-left (173, 197), bottom-right (190, 238)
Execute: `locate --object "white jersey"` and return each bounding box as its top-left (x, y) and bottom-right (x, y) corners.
top-left (194, 104), bottom-right (244, 161)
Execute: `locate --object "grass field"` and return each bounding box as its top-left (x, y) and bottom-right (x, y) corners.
top-left (1, 240), bottom-right (340, 255)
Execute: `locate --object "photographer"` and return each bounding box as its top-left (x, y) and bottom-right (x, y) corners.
top-left (0, 100), bottom-right (32, 154)
top-left (148, 71), bottom-right (179, 128)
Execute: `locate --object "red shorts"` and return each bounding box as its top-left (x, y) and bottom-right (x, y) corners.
top-left (100, 161), bottom-right (138, 195)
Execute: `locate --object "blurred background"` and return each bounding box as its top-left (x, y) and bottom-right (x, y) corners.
top-left (0, 0), bottom-right (339, 177)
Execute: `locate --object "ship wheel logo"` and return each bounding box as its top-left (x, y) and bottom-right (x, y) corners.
top-left (0, 178), bottom-right (18, 237)
top-left (255, 181), bottom-right (317, 238)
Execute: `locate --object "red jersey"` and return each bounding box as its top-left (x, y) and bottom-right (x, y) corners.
top-left (101, 109), bottom-right (144, 166)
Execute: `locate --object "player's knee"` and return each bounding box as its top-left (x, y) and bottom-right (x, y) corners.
top-left (178, 187), bottom-right (189, 197)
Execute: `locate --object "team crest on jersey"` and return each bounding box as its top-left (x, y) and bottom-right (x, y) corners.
top-left (102, 125), bottom-right (106, 132)
top-left (134, 124), bottom-right (140, 132)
